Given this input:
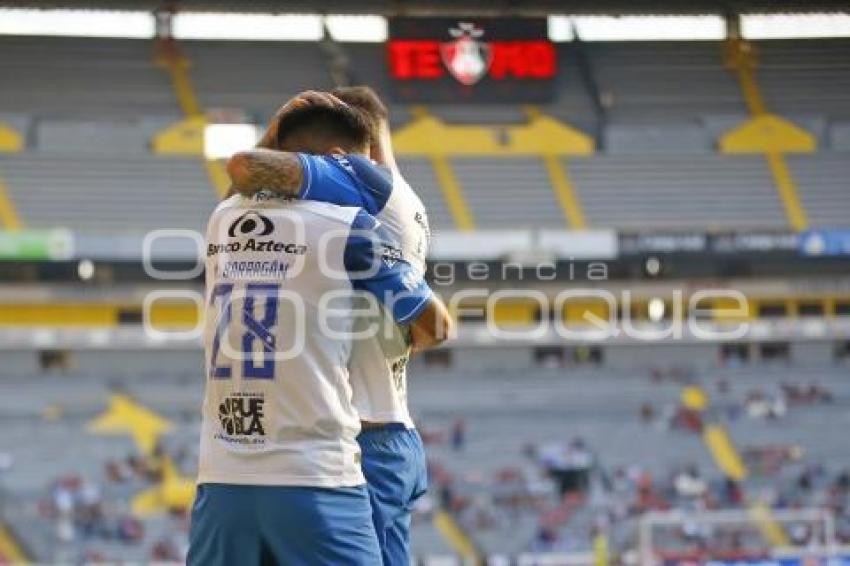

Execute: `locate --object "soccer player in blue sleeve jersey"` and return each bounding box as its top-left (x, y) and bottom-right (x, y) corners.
top-left (227, 90), bottom-right (448, 565)
top-left (188, 102), bottom-right (451, 566)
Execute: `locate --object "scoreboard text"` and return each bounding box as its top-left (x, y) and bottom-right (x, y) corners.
top-left (387, 18), bottom-right (557, 103)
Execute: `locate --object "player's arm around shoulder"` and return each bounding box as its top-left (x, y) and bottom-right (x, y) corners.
top-left (226, 148), bottom-right (305, 199)
top-left (344, 210), bottom-right (454, 352)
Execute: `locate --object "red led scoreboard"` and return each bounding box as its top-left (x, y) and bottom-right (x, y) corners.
top-left (387, 17), bottom-right (557, 103)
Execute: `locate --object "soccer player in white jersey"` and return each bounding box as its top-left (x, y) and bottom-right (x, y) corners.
top-left (188, 103), bottom-right (452, 565)
top-left (227, 87), bottom-right (434, 565)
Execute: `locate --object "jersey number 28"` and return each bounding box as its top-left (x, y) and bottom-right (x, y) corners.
top-left (208, 282), bottom-right (280, 380)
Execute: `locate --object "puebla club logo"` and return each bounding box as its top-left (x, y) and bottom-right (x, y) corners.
top-left (218, 395), bottom-right (266, 437)
top-left (440, 22), bottom-right (492, 86)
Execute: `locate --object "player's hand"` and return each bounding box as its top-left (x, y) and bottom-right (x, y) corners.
top-left (289, 90), bottom-right (348, 110)
top-left (256, 90), bottom-right (349, 149)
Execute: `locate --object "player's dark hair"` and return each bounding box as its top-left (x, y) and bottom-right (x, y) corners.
top-left (331, 86), bottom-right (388, 146)
top-left (331, 86), bottom-right (389, 122)
top-left (276, 104), bottom-right (370, 154)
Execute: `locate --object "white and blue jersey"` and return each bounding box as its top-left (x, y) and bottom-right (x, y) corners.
top-left (198, 196), bottom-right (432, 488)
top-left (295, 153), bottom-right (431, 427)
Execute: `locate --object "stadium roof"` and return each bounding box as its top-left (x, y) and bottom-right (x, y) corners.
top-left (1, 0), bottom-right (848, 15)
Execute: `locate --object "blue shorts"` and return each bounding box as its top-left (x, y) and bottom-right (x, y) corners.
top-left (358, 424), bottom-right (428, 566)
top-left (187, 483), bottom-right (380, 566)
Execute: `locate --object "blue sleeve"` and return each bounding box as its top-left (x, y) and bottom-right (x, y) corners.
top-left (297, 153), bottom-right (392, 215)
top-left (343, 209), bottom-right (432, 325)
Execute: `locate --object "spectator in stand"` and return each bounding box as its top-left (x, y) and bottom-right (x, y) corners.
top-left (117, 516), bottom-right (144, 543)
top-left (671, 404), bottom-right (704, 433)
top-left (532, 524), bottom-right (559, 550)
top-left (150, 535), bottom-right (183, 561)
top-left (640, 402), bottom-right (655, 424)
top-left (451, 418), bottom-right (466, 451)
top-left (673, 465), bottom-right (707, 500)
top-left (720, 478), bottom-right (744, 506)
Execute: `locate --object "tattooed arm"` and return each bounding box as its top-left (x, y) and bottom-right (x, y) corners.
top-left (226, 149), bottom-right (303, 198)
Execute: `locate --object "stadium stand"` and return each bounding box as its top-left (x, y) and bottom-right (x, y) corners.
top-left (787, 153), bottom-right (850, 228)
top-left (0, 36), bottom-right (179, 118)
top-left (1, 357), bottom-right (848, 560)
top-left (0, 153), bottom-right (215, 232)
top-left (34, 118), bottom-right (172, 155)
top-left (452, 158), bottom-right (569, 228)
top-left (396, 157), bottom-right (455, 229)
top-left (757, 39), bottom-right (850, 121)
top-left (604, 122), bottom-right (713, 154)
top-left (568, 154), bottom-right (788, 230)
top-left (829, 121), bottom-right (850, 150)
top-left (182, 40), bottom-right (334, 118)
top-left (0, 35), bottom-right (847, 231)
top-left (584, 41), bottom-right (747, 124)
top-left (542, 43), bottom-right (601, 134)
